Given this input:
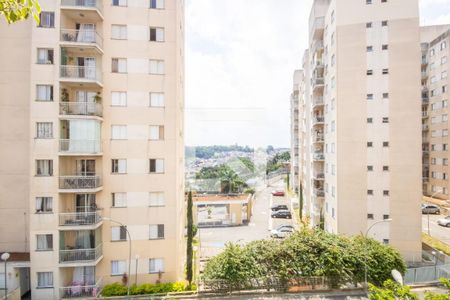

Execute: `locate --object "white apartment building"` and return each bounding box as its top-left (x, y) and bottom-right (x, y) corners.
top-left (296, 0), bottom-right (422, 261)
top-left (0, 0), bottom-right (185, 298)
top-left (420, 25), bottom-right (450, 199)
top-left (290, 70), bottom-right (301, 193)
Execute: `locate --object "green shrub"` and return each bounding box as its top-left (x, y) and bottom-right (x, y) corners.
top-left (102, 281), bottom-right (194, 297)
top-left (101, 283), bottom-right (127, 296)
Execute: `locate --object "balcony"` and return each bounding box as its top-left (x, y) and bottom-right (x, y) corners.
top-left (310, 16), bottom-right (325, 40)
top-left (312, 116), bottom-right (324, 126)
top-left (60, 0), bottom-right (103, 21)
top-left (60, 66), bottom-right (102, 87)
top-left (313, 153), bottom-right (325, 161)
top-left (59, 175), bottom-right (102, 192)
top-left (59, 140), bottom-right (102, 155)
top-left (60, 29), bottom-right (103, 53)
top-left (60, 102), bottom-right (103, 117)
top-left (312, 75), bottom-right (324, 92)
top-left (311, 40), bottom-right (324, 55)
top-left (422, 111), bottom-right (428, 118)
top-left (60, 278), bottom-right (102, 299)
top-left (314, 188), bottom-right (325, 197)
top-left (313, 173), bottom-right (325, 180)
top-left (312, 97), bottom-right (324, 109)
top-left (60, 244), bottom-right (102, 264)
top-left (312, 134), bottom-right (324, 143)
top-left (422, 71), bottom-right (428, 79)
top-left (59, 212), bottom-right (102, 227)
top-left (422, 124), bottom-right (429, 131)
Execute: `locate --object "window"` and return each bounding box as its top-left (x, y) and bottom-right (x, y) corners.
top-left (382, 117), bottom-right (389, 123)
top-left (381, 0), bottom-right (387, 3)
top-left (112, 58), bottom-right (127, 73)
top-left (150, 0), bottom-right (164, 8)
top-left (149, 192), bottom-right (165, 206)
top-left (111, 25), bottom-right (127, 40)
top-left (149, 60), bottom-right (165, 75)
top-left (442, 56), bottom-right (447, 65)
top-left (367, 46), bottom-right (373, 52)
top-left (36, 197), bottom-right (52, 213)
top-left (382, 20), bottom-right (388, 26)
top-left (383, 166), bottom-right (389, 171)
top-left (367, 166), bottom-right (373, 171)
top-left (111, 92), bottom-right (127, 106)
top-left (383, 239), bottom-right (389, 245)
top-left (36, 234), bottom-right (53, 251)
top-left (36, 85), bottom-right (53, 101)
top-left (112, 193), bottom-right (127, 207)
top-left (431, 49), bottom-right (435, 57)
top-left (367, 118), bottom-right (373, 123)
top-left (112, 159), bottom-right (127, 174)
top-left (382, 44), bottom-right (388, 50)
top-left (383, 215), bottom-right (390, 220)
top-left (149, 224), bottom-right (164, 239)
top-left (366, 22), bottom-right (372, 28)
top-left (111, 260), bottom-right (127, 275)
top-left (149, 159), bottom-right (164, 173)
top-left (111, 125), bottom-right (127, 139)
top-left (36, 160), bottom-right (53, 176)
top-left (149, 125), bottom-right (164, 140)
top-left (111, 226), bottom-right (127, 241)
top-left (383, 142), bottom-right (389, 147)
top-left (366, 0), bottom-right (372, 4)
top-left (367, 94), bottom-right (374, 100)
top-left (441, 41), bottom-right (447, 51)
top-left (383, 93), bottom-right (389, 99)
top-left (382, 68), bottom-right (389, 75)
top-left (149, 258), bottom-right (164, 273)
top-left (37, 48), bottom-right (54, 64)
top-left (37, 272), bottom-right (53, 288)
top-left (36, 122), bottom-right (53, 138)
top-left (38, 12), bottom-right (54, 28)
top-left (367, 70), bottom-right (373, 75)
top-left (150, 93), bottom-right (165, 107)
top-left (444, 144), bottom-right (448, 151)
top-left (367, 190), bottom-right (374, 195)
top-left (383, 190), bottom-right (390, 196)
top-left (443, 86), bottom-right (447, 93)
top-left (112, 0), bottom-right (127, 6)
top-left (442, 71), bottom-right (448, 79)
top-left (367, 142), bottom-right (373, 147)
top-left (367, 214), bottom-right (374, 220)
top-left (150, 27), bottom-right (164, 42)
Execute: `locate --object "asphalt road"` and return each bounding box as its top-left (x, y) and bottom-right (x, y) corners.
top-left (199, 180), bottom-right (293, 259)
top-left (422, 213), bottom-right (450, 245)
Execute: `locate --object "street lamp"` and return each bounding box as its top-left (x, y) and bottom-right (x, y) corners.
top-left (364, 219), bottom-right (392, 293)
top-left (102, 217), bottom-right (132, 297)
top-left (1, 252), bottom-right (10, 300)
top-left (427, 190), bottom-right (442, 236)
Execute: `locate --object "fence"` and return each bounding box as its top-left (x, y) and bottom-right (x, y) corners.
top-left (404, 264), bottom-right (450, 284)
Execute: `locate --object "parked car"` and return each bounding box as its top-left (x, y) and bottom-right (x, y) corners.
top-left (271, 204), bottom-right (289, 211)
top-left (271, 226), bottom-right (295, 238)
top-left (271, 210), bottom-right (292, 219)
top-left (421, 204), bottom-right (441, 214)
top-left (272, 190), bottom-right (285, 197)
top-left (275, 224), bottom-right (295, 231)
top-left (437, 216), bottom-right (450, 227)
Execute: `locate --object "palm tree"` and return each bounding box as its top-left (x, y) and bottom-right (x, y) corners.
top-left (219, 168), bottom-right (245, 193)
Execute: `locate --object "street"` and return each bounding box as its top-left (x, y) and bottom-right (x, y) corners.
top-left (199, 179), bottom-right (294, 259)
top-left (422, 214), bottom-right (450, 245)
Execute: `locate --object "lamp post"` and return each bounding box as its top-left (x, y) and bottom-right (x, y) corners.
top-left (103, 218), bottom-right (132, 297)
top-left (364, 219), bottom-right (392, 293)
top-left (134, 255), bottom-right (139, 287)
top-left (1, 252), bottom-right (10, 300)
top-left (427, 190), bottom-right (442, 236)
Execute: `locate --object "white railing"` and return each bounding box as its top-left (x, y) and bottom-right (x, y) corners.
top-left (60, 29), bottom-right (103, 48)
top-left (313, 117), bottom-right (324, 124)
top-left (60, 102), bottom-right (102, 117)
top-left (313, 153), bottom-right (325, 161)
top-left (312, 97), bottom-right (324, 107)
top-left (60, 278), bottom-right (102, 299)
top-left (60, 65), bottom-right (101, 82)
top-left (59, 139), bottom-right (102, 154)
top-left (314, 188), bottom-right (325, 197)
top-left (313, 135), bottom-right (324, 143)
top-left (312, 77), bottom-right (324, 86)
top-left (60, 0), bottom-right (102, 12)
top-left (59, 212), bottom-right (102, 226)
top-left (314, 173), bottom-right (325, 179)
top-left (59, 175), bottom-right (102, 190)
top-left (59, 244), bottom-right (102, 263)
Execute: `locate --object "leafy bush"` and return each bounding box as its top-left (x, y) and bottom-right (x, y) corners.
top-left (102, 281), bottom-right (195, 297)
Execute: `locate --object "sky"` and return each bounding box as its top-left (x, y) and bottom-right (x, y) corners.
top-left (185, 0), bottom-right (450, 148)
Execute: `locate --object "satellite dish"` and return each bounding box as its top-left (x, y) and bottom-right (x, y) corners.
top-left (391, 269), bottom-right (403, 285)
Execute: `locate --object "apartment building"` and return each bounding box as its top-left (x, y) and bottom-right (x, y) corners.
top-left (0, 0), bottom-right (185, 298)
top-left (420, 25), bottom-right (450, 199)
top-left (296, 0), bottom-right (422, 261)
top-left (290, 70), bottom-right (301, 193)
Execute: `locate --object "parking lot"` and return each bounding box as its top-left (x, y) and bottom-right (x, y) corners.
top-left (422, 213), bottom-right (450, 245)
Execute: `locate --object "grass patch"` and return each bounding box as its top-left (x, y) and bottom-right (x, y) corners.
top-left (422, 233), bottom-right (450, 256)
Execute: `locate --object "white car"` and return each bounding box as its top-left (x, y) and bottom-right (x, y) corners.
top-left (437, 216), bottom-right (450, 227)
top-left (270, 226), bottom-right (295, 238)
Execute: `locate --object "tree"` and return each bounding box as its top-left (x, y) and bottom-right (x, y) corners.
top-left (0, 0), bottom-right (41, 24)
top-left (186, 191), bottom-right (194, 287)
top-left (369, 280), bottom-right (419, 300)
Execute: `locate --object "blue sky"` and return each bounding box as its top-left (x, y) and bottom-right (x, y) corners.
top-left (185, 0), bottom-right (450, 148)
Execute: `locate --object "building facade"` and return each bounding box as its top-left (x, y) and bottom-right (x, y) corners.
top-left (0, 0), bottom-right (185, 298)
top-left (296, 0), bottom-right (422, 261)
top-left (290, 70), bottom-right (302, 193)
top-left (420, 25), bottom-right (450, 199)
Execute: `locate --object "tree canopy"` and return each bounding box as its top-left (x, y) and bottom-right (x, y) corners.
top-left (0, 0), bottom-right (41, 24)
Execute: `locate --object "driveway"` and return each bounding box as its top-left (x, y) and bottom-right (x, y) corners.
top-left (422, 214), bottom-right (450, 245)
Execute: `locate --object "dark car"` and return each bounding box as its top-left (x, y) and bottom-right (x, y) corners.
top-left (271, 210), bottom-right (292, 219)
top-left (271, 204), bottom-right (289, 211)
top-left (421, 204), bottom-right (440, 215)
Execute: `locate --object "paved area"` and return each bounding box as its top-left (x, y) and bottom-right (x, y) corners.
top-left (422, 214), bottom-right (450, 245)
top-left (199, 180), bottom-right (294, 259)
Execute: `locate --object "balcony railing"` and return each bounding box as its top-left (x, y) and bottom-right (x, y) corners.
top-left (59, 175), bottom-right (102, 190)
top-left (314, 188), bottom-right (325, 197)
top-left (59, 139), bottom-right (102, 154)
top-left (313, 173), bottom-right (325, 180)
top-left (60, 102), bottom-right (103, 117)
top-left (60, 278), bottom-right (102, 299)
top-left (312, 77), bottom-right (324, 88)
top-left (422, 111), bottom-right (428, 118)
top-left (313, 134), bottom-right (324, 143)
top-left (313, 153), bottom-right (325, 161)
top-left (60, 29), bottom-right (103, 49)
top-left (422, 124), bottom-right (429, 131)
top-left (312, 117), bottom-right (324, 125)
top-left (60, 66), bottom-right (101, 82)
top-left (59, 212), bottom-right (102, 227)
top-left (312, 97), bottom-right (324, 108)
top-left (60, 0), bottom-right (102, 12)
